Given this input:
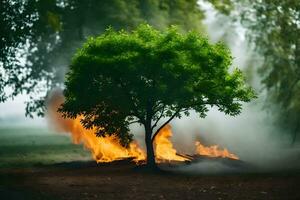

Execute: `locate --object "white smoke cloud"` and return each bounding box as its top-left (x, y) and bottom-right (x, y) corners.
top-left (163, 1), bottom-right (300, 173)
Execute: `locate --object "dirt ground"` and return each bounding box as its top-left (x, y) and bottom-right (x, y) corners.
top-left (0, 160), bottom-right (300, 200)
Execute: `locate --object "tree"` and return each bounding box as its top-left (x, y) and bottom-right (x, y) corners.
top-left (202, 0), bottom-right (300, 144)
top-left (0, 0), bottom-right (205, 116)
top-left (234, 0), bottom-right (300, 143)
top-left (59, 24), bottom-right (255, 169)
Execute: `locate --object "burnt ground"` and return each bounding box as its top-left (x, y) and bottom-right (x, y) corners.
top-left (0, 160), bottom-right (300, 200)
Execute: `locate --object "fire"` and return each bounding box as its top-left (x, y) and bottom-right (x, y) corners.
top-left (67, 117), bottom-right (146, 163)
top-left (53, 115), bottom-right (238, 163)
top-left (63, 117), bottom-right (189, 163)
top-left (46, 91), bottom-right (145, 163)
top-left (56, 115), bottom-right (238, 162)
top-left (154, 125), bottom-right (189, 162)
top-left (195, 141), bottom-right (239, 160)
top-left (46, 91), bottom-right (239, 164)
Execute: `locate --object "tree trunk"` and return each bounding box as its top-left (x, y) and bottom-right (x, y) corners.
top-left (144, 123), bottom-right (157, 170)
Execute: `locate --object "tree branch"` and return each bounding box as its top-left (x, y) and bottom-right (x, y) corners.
top-left (151, 108), bottom-right (181, 143)
top-left (150, 100), bottom-right (220, 143)
top-left (151, 104), bottom-right (166, 130)
top-left (152, 101), bottom-right (163, 113)
top-left (128, 120), bottom-right (141, 125)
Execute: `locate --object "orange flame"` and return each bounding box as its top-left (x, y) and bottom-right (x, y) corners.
top-left (47, 92), bottom-right (145, 163)
top-left (195, 141), bottom-right (239, 160)
top-left (154, 125), bottom-right (189, 162)
top-left (67, 117), bottom-right (146, 163)
top-left (64, 117), bottom-right (189, 163)
top-left (47, 91), bottom-right (239, 163)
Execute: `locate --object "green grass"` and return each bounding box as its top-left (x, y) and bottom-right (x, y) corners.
top-left (0, 126), bottom-right (91, 168)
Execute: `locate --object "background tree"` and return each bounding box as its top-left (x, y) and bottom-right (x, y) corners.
top-left (241, 0), bottom-right (300, 144)
top-left (201, 0), bottom-right (300, 144)
top-left (59, 24), bottom-right (255, 169)
top-left (216, 0), bottom-right (300, 143)
top-left (0, 0), bottom-right (207, 116)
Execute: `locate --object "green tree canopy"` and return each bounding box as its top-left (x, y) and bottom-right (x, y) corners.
top-left (0, 0), bottom-right (205, 116)
top-left (59, 24), bottom-right (255, 168)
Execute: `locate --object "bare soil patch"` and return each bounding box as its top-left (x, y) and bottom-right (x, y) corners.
top-left (0, 160), bottom-right (299, 200)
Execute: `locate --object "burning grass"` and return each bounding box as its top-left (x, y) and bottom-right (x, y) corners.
top-left (46, 92), bottom-right (239, 165)
top-left (51, 114), bottom-right (239, 164)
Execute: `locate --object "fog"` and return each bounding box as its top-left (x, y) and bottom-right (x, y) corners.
top-left (167, 2), bottom-right (300, 172)
top-left (129, 2), bottom-right (300, 173)
top-left (1, 1), bottom-right (299, 173)
top-left (0, 94), bottom-right (46, 127)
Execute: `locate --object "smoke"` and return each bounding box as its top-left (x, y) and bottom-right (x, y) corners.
top-left (45, 86), bottom-right (300, 173)
top-left (169, 101), bottom-right (300, 172)
top-left (164, 1), bottom-right (300, 173)
top-left (45, 2), bottom-right (300, 173)
top-left (44, 88), bottom-right (78, 136)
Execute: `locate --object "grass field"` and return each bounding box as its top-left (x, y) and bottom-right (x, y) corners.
top-left (0, 126), bottom-right (91, 168)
